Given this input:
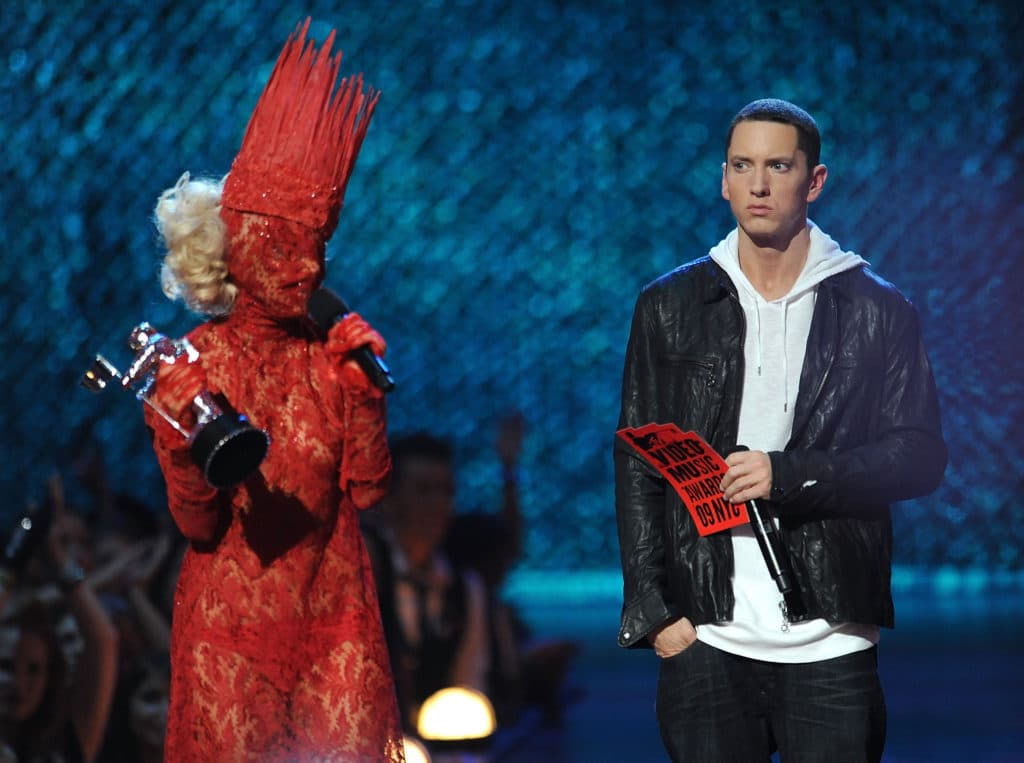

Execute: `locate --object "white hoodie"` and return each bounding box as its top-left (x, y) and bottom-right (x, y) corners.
top-left (698, 221), bottom-right (879, 662)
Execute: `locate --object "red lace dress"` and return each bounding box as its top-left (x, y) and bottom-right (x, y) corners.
top-left (145, 293), bottom-right (404, 762)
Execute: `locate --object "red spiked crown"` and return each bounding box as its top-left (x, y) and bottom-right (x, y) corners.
top-left (221, 18), bottom-right (379, 238)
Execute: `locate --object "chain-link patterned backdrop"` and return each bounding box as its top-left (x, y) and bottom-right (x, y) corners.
top-left (1, 0), bottom-right (1021, 574)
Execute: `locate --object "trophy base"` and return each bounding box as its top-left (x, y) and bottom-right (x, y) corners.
top-left (190, 414), bottom-right (270, 489)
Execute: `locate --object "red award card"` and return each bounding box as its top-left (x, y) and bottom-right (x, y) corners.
top-left (616, 423), bottom-right (749, 536)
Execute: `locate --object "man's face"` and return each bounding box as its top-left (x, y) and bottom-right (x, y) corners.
top-left (13, 633), bottom-right (49, 721)
top-left (391, 457), bottom-right (455, 550)
top-left (722, 120), bottom-right (826, 249)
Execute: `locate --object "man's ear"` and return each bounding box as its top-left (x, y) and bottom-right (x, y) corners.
top-left (806, 163), bottom-right (828, 202)
top-left (721, 162), bottom-right (730, 201)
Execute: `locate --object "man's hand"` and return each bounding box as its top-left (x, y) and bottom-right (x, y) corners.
top-left (649, 616), bottom-right (697, 659)
top-left (721, 449), bottom-right (772, 504)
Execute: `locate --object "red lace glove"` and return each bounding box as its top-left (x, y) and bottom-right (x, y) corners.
top-left (144, 358), bottom-right (222, 538)
top-left (148, 359), bottom-right (208, 449)
top-left (325, 312), bottom-right (388, 398)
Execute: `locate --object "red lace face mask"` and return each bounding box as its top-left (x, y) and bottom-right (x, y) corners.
top-left (223, 209), bottom-right (325, 318)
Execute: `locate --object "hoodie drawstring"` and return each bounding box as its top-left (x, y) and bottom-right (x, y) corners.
top-left (752, 296), bottom-right (764, 377)
top-left (781, 299), bottom-right (790, 413)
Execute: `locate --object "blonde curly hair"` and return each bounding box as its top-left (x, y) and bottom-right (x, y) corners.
top-left (154, 172), bottom-right (237, 316)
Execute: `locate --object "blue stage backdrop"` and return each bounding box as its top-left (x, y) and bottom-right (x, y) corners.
top-left (1, 0), bottom-right (1020, 574)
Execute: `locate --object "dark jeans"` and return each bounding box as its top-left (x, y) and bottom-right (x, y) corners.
top-left (656, 640), bottom-right (886, 762)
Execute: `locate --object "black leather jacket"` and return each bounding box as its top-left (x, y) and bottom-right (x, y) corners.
top-left (615, 257), bottom-right (947, 648)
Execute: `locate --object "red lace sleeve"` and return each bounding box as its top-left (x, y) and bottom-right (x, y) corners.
top-left (144, 405), bottom-right (223, 541)
top-left (339, 390), bottom-right (391, 509)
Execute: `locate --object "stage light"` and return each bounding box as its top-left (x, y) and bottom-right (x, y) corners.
top-left (416, 686), bottom-right (496, 742)
top-left (402, 735), bottom-right (432, 763)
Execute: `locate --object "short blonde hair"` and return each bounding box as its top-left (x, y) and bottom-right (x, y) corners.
top-left (154, 172), bottom-right (237, 316)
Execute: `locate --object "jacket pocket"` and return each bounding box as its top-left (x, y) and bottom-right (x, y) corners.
top-left (654, 353), bottom-right (723, 436)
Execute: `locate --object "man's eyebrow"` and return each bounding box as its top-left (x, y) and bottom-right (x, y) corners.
top-left (727, 153), bottom-right (796, 163)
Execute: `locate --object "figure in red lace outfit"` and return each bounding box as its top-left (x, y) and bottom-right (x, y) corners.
top-left (141, 20), bottom-right (404, 762)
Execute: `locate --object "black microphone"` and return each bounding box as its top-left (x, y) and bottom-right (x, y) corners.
top-left (308, 288), bottom-right (395, 393)
top-left (730, 445), bottom-right (806, 620)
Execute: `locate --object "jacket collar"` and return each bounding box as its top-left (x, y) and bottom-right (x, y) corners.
top-left (703, 258), bottom-right (737, 303)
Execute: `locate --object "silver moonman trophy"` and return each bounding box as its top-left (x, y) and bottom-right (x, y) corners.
top-left (81, 322), bottom-right (270, 489)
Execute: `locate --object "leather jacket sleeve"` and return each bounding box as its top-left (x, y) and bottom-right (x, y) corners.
top-left (614, 288), bottom-right (677, 648)
top-left (767, 284), bottom-right (947, 514)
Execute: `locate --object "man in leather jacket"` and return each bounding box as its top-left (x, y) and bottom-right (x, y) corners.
top-left (614, 99), bottom-right (946, 762)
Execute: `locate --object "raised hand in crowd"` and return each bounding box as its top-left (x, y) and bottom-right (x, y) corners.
top-left (0, 472), bottom-right (119, 762)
